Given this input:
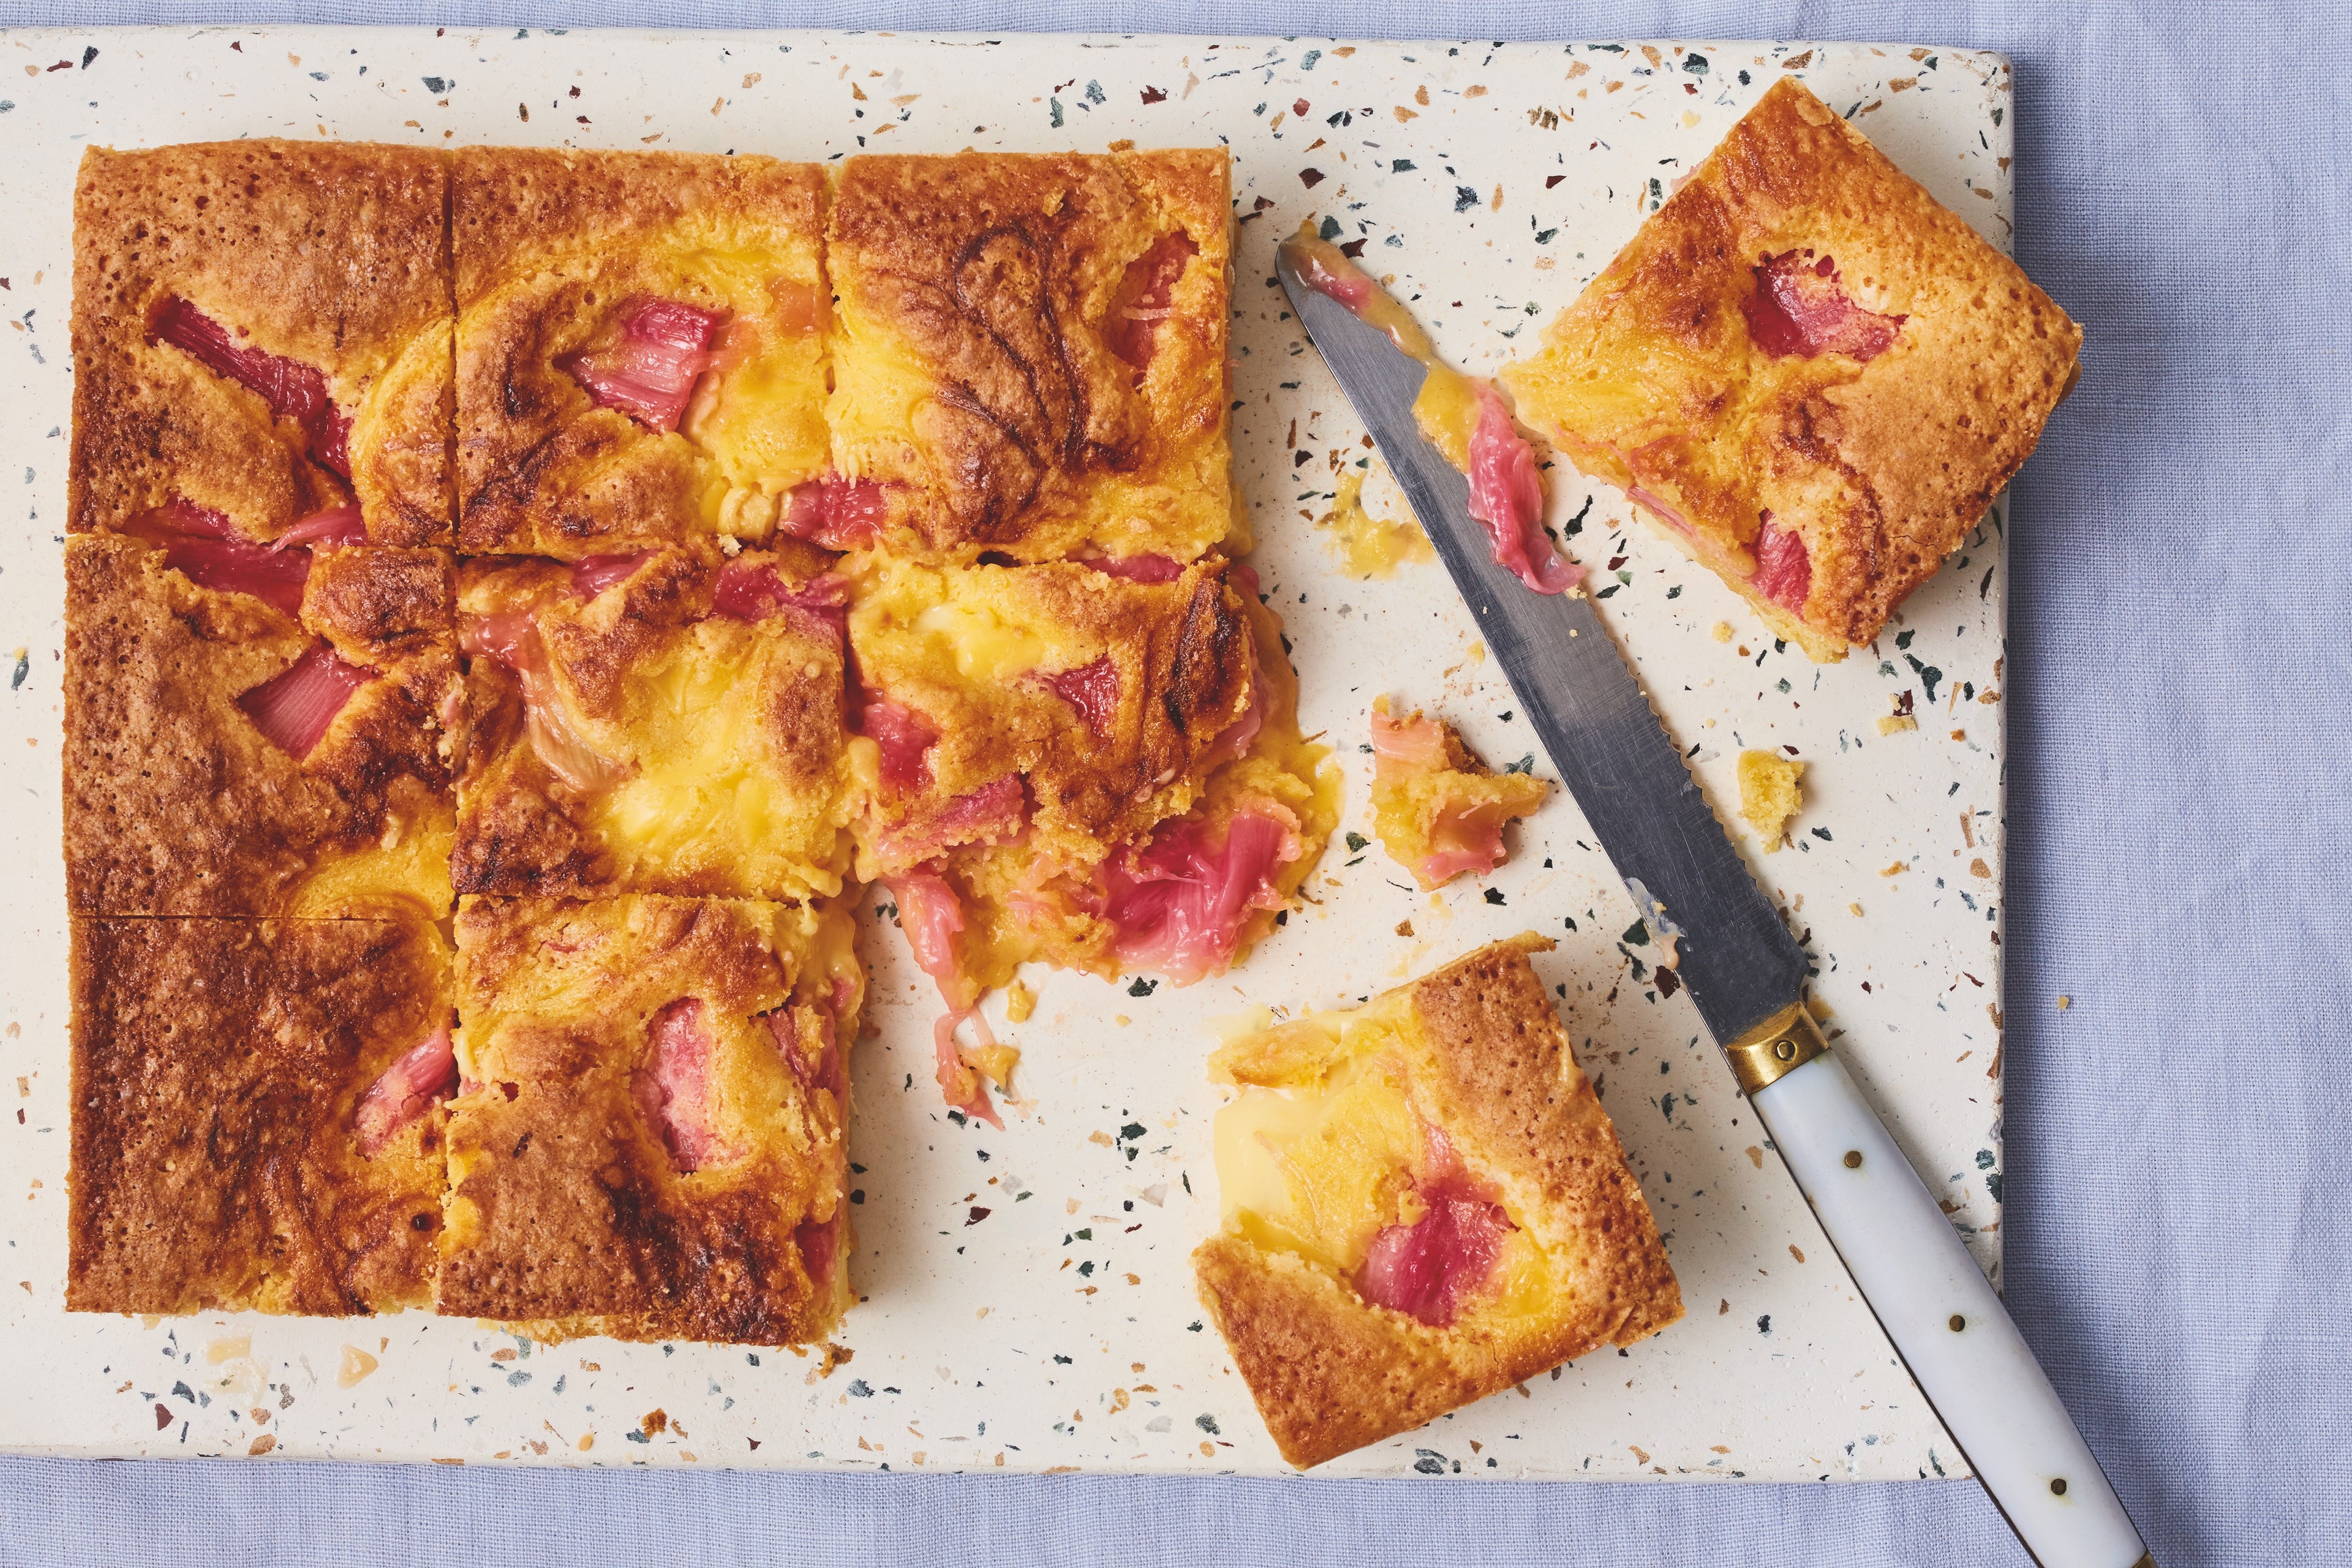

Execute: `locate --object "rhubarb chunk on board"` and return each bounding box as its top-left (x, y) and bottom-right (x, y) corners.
top-left (62, 532), bottom-right (458, 918)
top-left (1366, 696), bottom-right (1551, 891)
top-left (67, 914), bottom-right (454, 1316)
top-left (1500, 77), bottom-right (2082, 660)
top-left (1194, 934), bottom-right (1682, 1469)
top-left (453, 148), bottom-right (834, 558)
top-left (826, 150), bottom-right (1235, 565)
top-left (70, 141), bottom-right (454, 548)
top-left (451, 541), bottom-right (854, 903)
top-left (439, 894), bottom-right (862, 1346)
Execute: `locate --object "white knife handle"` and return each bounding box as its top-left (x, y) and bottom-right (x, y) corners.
top-left (1747, 1047), bottom-right (2152, 1568)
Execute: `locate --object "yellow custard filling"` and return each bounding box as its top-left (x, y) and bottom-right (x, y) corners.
top-left (578, 622), bottom-right (851, 899)
top-left (1209, 1004), bottom-right (1557, 1322)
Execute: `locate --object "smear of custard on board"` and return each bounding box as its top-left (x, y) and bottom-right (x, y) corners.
top-left (1317, 467), bottom-right (1433, 578)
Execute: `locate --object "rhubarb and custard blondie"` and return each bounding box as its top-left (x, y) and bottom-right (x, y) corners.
top-left (1195, 935), bottom-right (1681, 1468)
top-left (71, 141), bottom-right (453, 548)
top-left (453, 148), bottom-right (837, 558)
top-left (858, 555), bottom-right (1335, 1124)
top-left (64, 529), bottom-right (456, 918)
top-left (67, 914), bottom-right (455, 1316)
top-left (827, 151), bottom-right (1235, 565)
top-left (439, 894), bottom-right (861, 1346)
top-left (1501, 77), bottom-right (2081, 659)
top-left (453, 541), bottom-right (854, 902)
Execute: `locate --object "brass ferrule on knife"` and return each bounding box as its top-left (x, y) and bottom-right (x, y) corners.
top-left (1719, 1000), bottom-right (1831, 1095)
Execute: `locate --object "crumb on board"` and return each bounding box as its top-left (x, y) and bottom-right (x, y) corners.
top-left (1736, 750), bottom-right (1804, 850)
top-left (1711, 621), bottom-right (1734, 643)
top-left (961, 1041), bottom-right (1019, 1095)
top-left (336, 1346), bottom-right (379, 1388)
top-left (1877, 714), bottom-right (1918, 735)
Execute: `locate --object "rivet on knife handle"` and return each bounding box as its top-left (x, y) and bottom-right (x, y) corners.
top-left (1717, 998), bottom-right (1829, 1093)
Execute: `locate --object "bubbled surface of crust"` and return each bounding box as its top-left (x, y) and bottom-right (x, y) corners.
top-left (827, 149), bottom-right (1233, 564)
top-left (64, 534), bottom-right (456, 917)
top-left (453, 546), bottom-right (851, 901)
top-left (1499, 77), bottom-right (2081, 658)
top-left (453, 149), bottom-right (830, 558)
top-left (1194, 935), bottom-right (1681, 1468)
top-left (67, 916), bottom-right (453, 1316)
top-left (70, 141), bottom-right (453, 546)
top-left (441, 895), bottom-right (847, 1346)
top-left (849, 554), bottom-right (1256, 875)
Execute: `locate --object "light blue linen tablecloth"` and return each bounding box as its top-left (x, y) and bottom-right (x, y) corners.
top-left (2, 2), bottom-right (2343, 1563)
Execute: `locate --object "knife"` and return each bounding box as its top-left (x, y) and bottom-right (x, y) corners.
top-left (1278, 242), bottom-right (2154, 1568)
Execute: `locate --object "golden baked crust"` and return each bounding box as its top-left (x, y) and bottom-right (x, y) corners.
top-left (1501, 78), bottom-right (2081, 660)
top-left (439, 895), bottom-right (859, 1345)
top-left (453, 544), bottom-right (853, 901)
top-left (453, 149), bottom-right (831, 558)
top-left (70, 141), bottom-right (452, 548)
top-left (827, 150), bottom-right (1233, 564)
top-left (1194, 933), bottom-right (1681, 1468)
top-left (67, 915), bottom-right (453, 1316)
top-left (64, 533), bottom-right (456, 918)
top-left (846, 552), bottom-right (1256, 878)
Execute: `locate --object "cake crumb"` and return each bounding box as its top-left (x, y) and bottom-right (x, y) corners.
top-left (1879, 862), bottom-right (1905, 876)
top-left (1711, 621), bottom-right (1734, 643)
top-left (2056, 995), bottom-right (2071, 1011)
top-left (960, 1041), bottom-right (1020, 1095)
top-left (1316, 468), bottom-right (1433, 577)
top-left (336, 1346), bottom-right (379, 1388)
top-left (1847, 902), bottom-right (1864, 916)
top-left (1368, 696), bottom-right (1548, 889)
top-left (1736, 750), bottom-right (1804, 850)
top-left (1877, 714), bottom-right (1918, 735)
top-left (1004, 980), bottom-right (1036, 1024)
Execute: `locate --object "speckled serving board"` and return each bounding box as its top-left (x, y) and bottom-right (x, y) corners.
top-left (0, 28), bottom-right (2017, 1482)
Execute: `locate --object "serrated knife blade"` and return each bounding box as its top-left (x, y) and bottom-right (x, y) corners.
top-left (1277, 241), bottom-right (2155, 1568)
top-left (1274, 247), bottom-right (1801, 1046)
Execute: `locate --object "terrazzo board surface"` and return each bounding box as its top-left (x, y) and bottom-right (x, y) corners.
top-left (0, 28), bottom-right (2013, 1482)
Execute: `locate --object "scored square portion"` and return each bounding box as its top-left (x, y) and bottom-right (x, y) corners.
top-left (848, 553), bottom-right (1262, 883)
top-left (64, 531), bottom-right (457, 918)
top-left (827, 150), bottom-right (1234, 566)
top-left (72, 141), bottom-right (454, 548)
top-left (1501, 77), bottom-right (2081, 660)
top-left (453, 149), bottom-right (834, 559)
top-left (855, 553), bottom-right (1336, 1121)
top-left (453, 541), bottom-right (854, 903)
top-left (1194, 934), bottom-right (1682, 1469)
top-left (68, 914), bottom-right (454, 1317)
top-left (440, 895), bottom-right (861, 1346)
